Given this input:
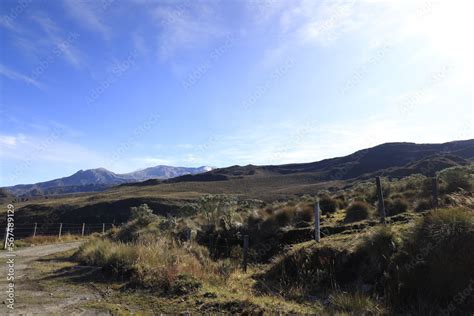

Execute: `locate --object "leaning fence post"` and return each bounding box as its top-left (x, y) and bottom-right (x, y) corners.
top-left (375, 177), bottom-right (386, 224)
top-left (81, 223), bottom-right (85, 237)
top-left (432, 176), bottom-right (439, 209)
top-left (58, 223), bottom-right (63, 239)
top-left (314, 200), bottom-right (321, 242)
top-left (33, 222), bottom-right (37, 238)
top-left (243, 235), bottom-right (249, 272)
top-left (102, 223), bottom-right (105, 234)
top-left (3, 227), bottom-right (9, 250)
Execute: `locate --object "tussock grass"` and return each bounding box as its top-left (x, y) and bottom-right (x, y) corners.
top-left (328, 291), bottom-right (382, 314)
top-left (385, 198), bottom-right (409, 216)
top-left (75, 236), bottom-right (232, 294)
top-left (344, 201), bottom-right (371, 223)
top-left (319, 195), bottom-right (338, 214)
top-left (388, 207), bottom-right (474, 312)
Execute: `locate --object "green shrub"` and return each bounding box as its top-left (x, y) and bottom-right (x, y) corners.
top-left (319, 196), bottom-right (338, 214)
top-left (442, 168), bottom-right (472, 193)
top-left (131, 204), bottom-right (158, 224)
top-left (385, 198), bottom-right (408, 215)
top-left (344, 201), bottom-right (371, 222)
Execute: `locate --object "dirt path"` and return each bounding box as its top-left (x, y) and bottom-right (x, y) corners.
top-left (0, 242), bottom-right (105, 315)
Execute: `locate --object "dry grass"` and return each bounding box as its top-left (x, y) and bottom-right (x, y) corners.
top-left (15, 234), bottom-right (84, 247)
top-left (74, 236), bottom-right (233, 294)
top-left (328, 291), bottom-right (383, 314)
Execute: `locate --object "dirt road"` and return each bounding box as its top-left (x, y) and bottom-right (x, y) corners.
top-left (0, 242), bottom-right (105, 315)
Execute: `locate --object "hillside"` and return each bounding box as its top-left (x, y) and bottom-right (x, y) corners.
top-left (202, 140), bottom-right (474, 180)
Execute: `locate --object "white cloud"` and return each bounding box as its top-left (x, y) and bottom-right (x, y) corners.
top-left (0, 135), bottom-right (20, 146)
top-left (0, 63), bottom-right (42, 88)
top-left (0, 133), bottom-right (102, 164)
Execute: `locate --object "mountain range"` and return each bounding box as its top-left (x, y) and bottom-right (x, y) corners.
top-left (3, 139), bottom-right (473, 198)
top-left (4, 165), bottom-right (214, 197)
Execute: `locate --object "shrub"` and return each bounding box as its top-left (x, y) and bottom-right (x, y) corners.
top-left (319, 196), bottom-right (338, 214)
top-left (335, 195), bottom-right (349, 209)
top-left (414, 199), bottom-right (433, 212)
top-left (274, 207), bottom-right (294, 226)
top-left (385, 198), bottom-right (408, 216)
top-left (295, 203), bottom-right (313, 222)
top-left (131, 204), bottom-right (158, 224)
top-left (355, 227), bottom-right (399, 286)
top-left (388, 207), bottom-right (474, 312)
top-left (344, 201), bottom-right (371, 222)
top-left (442, 168), bottom-right (472, 193)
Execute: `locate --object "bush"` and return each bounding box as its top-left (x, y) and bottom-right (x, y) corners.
top-left (319, 196), bottom-right (338, 214)
top-left (388, 207), bottom-right (474, 312)
top-left (295, 203), bottom-right (313, 222)
top-left (131, 204), bottom-right (158, 224)
top-left (385, 198), bottom-right (408, 216)
top-left (274, 207), bottom-right (294, 226)
top-left (442, 168), bottom-right (472, 193)
top-left (355, 227), bottom-right (399, 286)
top-left (344, 201), bottom-right (371, 223)
top-left (414, 199), bottom-right (433, 212)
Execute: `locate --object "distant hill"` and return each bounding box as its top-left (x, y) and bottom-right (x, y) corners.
top-left (166, 139), bottom-right (474, 183)
top-left (3, 165), bottom-right (214, 197)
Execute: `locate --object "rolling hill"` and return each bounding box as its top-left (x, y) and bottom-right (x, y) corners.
top-left (162, 139), bottom-right (474, 183)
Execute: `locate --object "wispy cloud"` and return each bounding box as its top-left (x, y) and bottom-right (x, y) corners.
top-left (152, 2), bottom-right (227, 60)
top-left (0, 63), bottom-right (42, 88)
top-left (32, 14), bottom-right (83, 68)
top-left (63, 0), bottom-right (109, 39)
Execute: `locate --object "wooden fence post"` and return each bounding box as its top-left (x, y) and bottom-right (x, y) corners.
top-left (243, 235), bottom-right (249, 272)
top-left (375, 177), bottom-right (386, 224)
top-left (432, 177), bottom-right (439, 209)
top-left (314, 200), bottom-right (321, 242)
top-left (58, 223), bottom-right (63, 239)
top-left (33, 222), bottom-right (37, 238)
top-left (81, 223), bottom-right (85, 237)
top-left (102, 223), bottom-right (105, 234)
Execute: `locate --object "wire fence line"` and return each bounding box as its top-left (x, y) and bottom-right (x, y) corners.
top-left (2, 222), bottom-right (119, 241)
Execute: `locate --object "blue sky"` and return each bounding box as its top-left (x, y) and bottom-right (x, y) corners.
top-left (0, 0), bottom-right (472, 186)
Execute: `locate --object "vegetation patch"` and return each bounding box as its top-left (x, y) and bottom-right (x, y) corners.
top-left (344, 201), bottom-right (371, 223)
